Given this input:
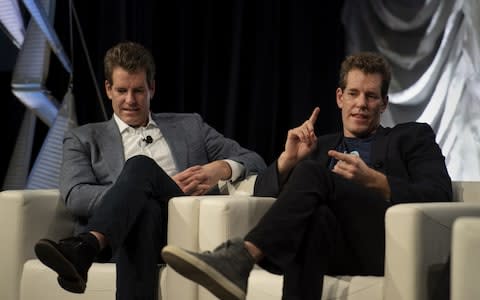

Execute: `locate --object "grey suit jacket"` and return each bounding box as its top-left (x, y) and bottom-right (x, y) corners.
top-left (60, 112), bottom-right (266, 220)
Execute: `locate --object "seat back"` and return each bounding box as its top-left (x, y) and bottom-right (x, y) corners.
top-left (452, 181), bottom-right (480, 203)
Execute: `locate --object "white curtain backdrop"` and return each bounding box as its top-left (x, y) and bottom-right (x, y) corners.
top-left (342, 0), bottom-right (480, 181)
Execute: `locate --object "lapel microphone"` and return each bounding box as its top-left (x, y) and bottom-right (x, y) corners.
top-left (142, 135), bottom-right (153, 144)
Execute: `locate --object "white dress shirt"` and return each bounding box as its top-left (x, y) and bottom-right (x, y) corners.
top-left (112, 113), bottom-right (244, 181)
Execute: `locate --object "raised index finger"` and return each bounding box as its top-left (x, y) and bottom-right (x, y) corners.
top-left (309, 107), bottom-right (320, 125)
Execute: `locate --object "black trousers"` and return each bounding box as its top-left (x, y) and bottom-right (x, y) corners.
top-left (245, 160), bottom-right (391, 300)
top-left (86, 155), bottom-right (184, 300)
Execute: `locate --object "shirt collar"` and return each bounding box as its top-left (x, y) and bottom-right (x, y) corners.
top-left (113, 113), bottom-right (158, 134)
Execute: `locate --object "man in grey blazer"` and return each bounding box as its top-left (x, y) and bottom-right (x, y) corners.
top-left (34, 41), bottom-right (266, 299)
top-left (161, 52), bottom-right (453, 300)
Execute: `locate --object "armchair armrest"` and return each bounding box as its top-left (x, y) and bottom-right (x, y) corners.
top-left (218, 175), bottom-right (257, 196)
top-left (451, 217), bottom-right (480, 300)
top-left (384, 202), bottom-right (480, 300)
top-left (164, 194), bottom-right (275, 300)
top-left (0, 189), bottom-right (74, 300)
top-left (198, 195), bottom-right (276, 250)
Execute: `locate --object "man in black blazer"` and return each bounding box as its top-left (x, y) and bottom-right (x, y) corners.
top-left (161, 51), bottom-right (453, 300)
top-left (33, 41), bottom-right (266, 300)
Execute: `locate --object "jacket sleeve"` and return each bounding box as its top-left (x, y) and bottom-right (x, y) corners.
top-left (253, 134), bottom-right (337, 197)
top-left (253, 160), bottom-right (282, 197)
top-left (59, 130), bottom-right (111, 218)
top-left (387, 123), bottom-right (452, 204)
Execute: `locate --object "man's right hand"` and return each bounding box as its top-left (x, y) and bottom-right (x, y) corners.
top-left (277, 107), bottom-right (320, 175)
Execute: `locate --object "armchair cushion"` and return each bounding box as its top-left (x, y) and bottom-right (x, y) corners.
top-left (20, 260), bottom-right (116, 300)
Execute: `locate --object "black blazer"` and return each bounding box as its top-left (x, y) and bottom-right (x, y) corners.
top-left (254, 122), bottom-right (452, 204)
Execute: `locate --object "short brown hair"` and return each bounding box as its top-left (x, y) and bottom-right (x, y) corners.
top-left (339, 52), bottom-right (391, 98)
top-left (104, 41), bottom-right (156, 87)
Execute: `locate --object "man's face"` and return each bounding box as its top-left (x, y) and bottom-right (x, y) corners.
top-left (105, 67), bottom-right (155, 127)
top-left (336, 69), bottom-right (388, 138)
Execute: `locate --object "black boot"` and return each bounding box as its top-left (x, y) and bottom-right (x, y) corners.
top-left (34, 233), bottom-right (100, 293)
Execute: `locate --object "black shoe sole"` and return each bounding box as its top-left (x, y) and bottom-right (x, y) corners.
top-left (162, 245), bottom-right (245, 300)
top-left (34, 239), bottom-right (86, 293)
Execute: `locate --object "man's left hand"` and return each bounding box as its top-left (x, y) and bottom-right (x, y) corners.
top-left (328, 150), bottom-right (391, 200)
top-left (173, 161), bottom-right (232, 196)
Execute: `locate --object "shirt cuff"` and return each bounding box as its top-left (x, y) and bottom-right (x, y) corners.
top-left (224, 159), bottom-right (245, 182)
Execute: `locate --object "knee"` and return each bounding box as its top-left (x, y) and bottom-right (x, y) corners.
top-left (124, 155), bottom-right (157, 172)
top-left (288, 160), bottom-right (332, 188)
top-left (291, 160), bottom-right (328, 178)
top-left (119, 156), bottom-right (161, 184)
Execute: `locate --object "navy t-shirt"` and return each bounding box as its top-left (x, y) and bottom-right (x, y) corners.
top-left (328, 134), bottom-right (374, 169)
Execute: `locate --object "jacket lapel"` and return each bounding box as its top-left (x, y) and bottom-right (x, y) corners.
top-left (96, 119), bottom-right (125, 178)
top-left (371, 126), bottom-right (390, 172)
top-left (312, 133), bottom-right (343, 167)
top-left (153, 114), bottom-right (188, 170)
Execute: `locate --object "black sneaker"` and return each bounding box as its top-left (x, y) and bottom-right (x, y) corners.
top-left (34, 233), bottom-right (99, 293)
top-left (161, 238), bottom-right (255, 300)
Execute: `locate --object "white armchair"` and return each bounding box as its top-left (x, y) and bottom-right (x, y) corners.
top-left (0, 176), bottom-right (257, 300)
top-left (0, 189), bottom-right (117, 300)
top-left (162, 181), bottom-right (480, 300)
